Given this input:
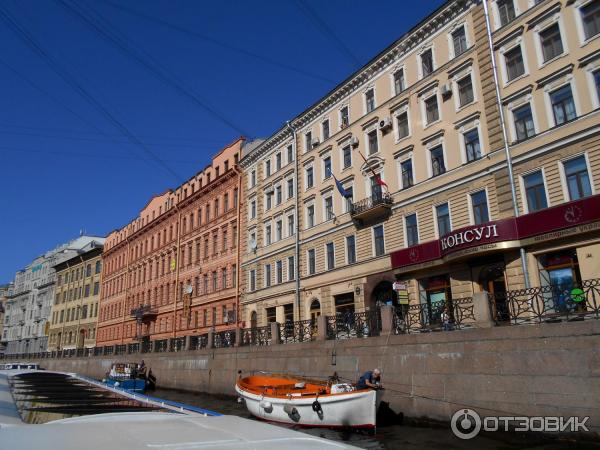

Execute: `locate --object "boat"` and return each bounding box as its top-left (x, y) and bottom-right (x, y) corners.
top-left (0, 361), bottom-right (42, 370)
top-left (235, 373), bottom-right (382, 429)
top-left (0, 367), bottom-right (362, 449)
top-left (103, 362), bottom-right (156, 392)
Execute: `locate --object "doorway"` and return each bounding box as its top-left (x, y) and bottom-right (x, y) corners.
top-left (479, 265), bottom-right (509, 323)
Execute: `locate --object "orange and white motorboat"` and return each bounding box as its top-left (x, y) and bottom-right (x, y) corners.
top-left (235, 373), bottom-right (381, 429)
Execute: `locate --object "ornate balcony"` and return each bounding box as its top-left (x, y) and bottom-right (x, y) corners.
top-left (130, 304), bottom-right (158, 324)
top-left (350, 192), bottom-right (392, 225)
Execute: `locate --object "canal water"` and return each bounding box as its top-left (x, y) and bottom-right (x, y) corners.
top-left (153, 388), bottom-right (599, 449)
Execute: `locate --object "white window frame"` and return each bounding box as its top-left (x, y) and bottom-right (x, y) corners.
top-left (519, 168), bottom-right (551, 214)
top-left (306, 248), bottom-right (316, 276)
top-left (447, 20), bottom-right (470, 59)
top-left (274, 215), bottom-right (283, 241)
top-left (425, 138), bottom-right (448, 178)
top-left (339, 140), bottom-right (353, 171)
top-left (286, 211), bottom-right (296, 238)
top-left (263, 220), bottom-right (272, 246)
top-left (338, 103), bottom-right (350, 130)
top-left (372, 224), bottom-right (386, 257)
top-left (304, 163), bottom-right (314, 191)
top-left (345, 234), bottom-right (357, 265)
top-left (264, 157), bottom-right (272, 180)
top-left (392, 103), bottom-right (411, 143)
top-left (533, 14), bottom-right (567, 68)
top-left (498, 37), bottom-right (528, 86)
top-left (467, 187), bottom-right (491, 225)
top-left (274, 182), bottom-right (282, 206)
top-left (543, 76), bottom-right (581, 127)
top-left (364, 124), bottom-right (380, 155)
top-left (322, 152), bottom-right (332, 180)
top-left (403, 212), bottom-right (420, 247)
top-left (452, 68), bottom-right (477, 111)
top-left (304, 130), bottom-right (313, 153)
top-left (248, 269), bottom-right (256, 292)
top-left (323, 194), bottom-right (334, 222)
top-left (585, 62), bottom-right (600, 109)
top-left (420, 88), bottom-right (441, 127)
top-left (287, 256), bottom-right (295, 282)
top-left (305, 201), bottom-right (316, 229)
top-left (321, 118), bottom-right (330, 141)
top-left (558, 152), bottom-right (596, 202)
top-left (325, 242), bottom-right (335, 270)
top-left (458, 119), bottom-right (484, 164)
top-left (492, 0), bottom-right (520, 30)
top-left (417, 45), bottom-right (435, 80)
top-left (264, 264), bottom-right (271, 288)
top-left (506, 94), bottom-right (540, 142)
top-left (390, 65), bottom-right (406, 96)
top-left (342, 181), bottom-right (354, 213)
top-left (275, 151), bottom-right (282, 171)
top-left (573, 0), bottom-right (600, 46)
top-left (363, 85), bottom-right (376, 115)
top-left (396, 153), bottom-right (414, 190)
top-left (248, 196), bottom-right (257, 220)
top-left (433, 201), bottom-right (453, 239)
top-left (286, 175), bottom-right (295, 200)
top-left (249, 168), bottom-right (257, 188)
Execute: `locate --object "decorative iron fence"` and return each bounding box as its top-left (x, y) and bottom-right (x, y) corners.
top-left (505, 279), bottom-right (600, 324)
top-left (103, 346), bottom-right (114, 356)
top-left (115, 344), bottom-right (126, 355)
top-left (169, 337), bottom-right (185, 352)
top-left (279, 319), bottom-right (317, 344)
top-left (154, 339), bottom-right (168, 353)
top-left (213, 329), bottom-right (235, 348)
top-left (326, 309), bottom-right (381, 340)
top-left (350, 193), bottom-right (393, 217)
top-left (140, 340), bottom-right (152, 353)
top-left (240, 326), bottom-right (272, 346)
top-left (393, 297), bottom-right (475, 334)
top-left (488, 292), bottom-right (511, 324)
top-left (93, 347), bottom-right (103, 356)
top-left (127, 343), bottom-right (140, 354)
top-left (190, 334), bottom-right (208, 350)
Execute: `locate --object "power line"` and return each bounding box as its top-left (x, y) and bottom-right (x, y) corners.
top-left (294, 0), bottom-right (362, 69)
top-left (0, 2), bottom-right (183, 182)
top-left (100, 0), bottom-right (337, 85)
top-left (55, 0), bottom-right (251, 138)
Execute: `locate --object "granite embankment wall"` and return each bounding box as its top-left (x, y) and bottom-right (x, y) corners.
top-left (20, 320), bottom-right (600, 431)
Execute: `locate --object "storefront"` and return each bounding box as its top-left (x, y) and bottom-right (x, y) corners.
top-left (390, 194), bottom-right (600, 309)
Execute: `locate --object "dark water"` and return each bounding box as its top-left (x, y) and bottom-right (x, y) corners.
top-left (152, 388), bottom-right (599, 449)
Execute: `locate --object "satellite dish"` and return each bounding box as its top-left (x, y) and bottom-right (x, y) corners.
top-left (184, 284), bottom-right (193, 295)
top-left (249, 238), bottom-right (257, 251)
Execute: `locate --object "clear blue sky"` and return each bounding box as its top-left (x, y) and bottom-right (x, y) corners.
top-left (0, 0), bottom-right (444, 282)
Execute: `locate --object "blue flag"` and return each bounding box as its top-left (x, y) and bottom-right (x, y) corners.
top-left (333, 175), bottom-right (351, 198)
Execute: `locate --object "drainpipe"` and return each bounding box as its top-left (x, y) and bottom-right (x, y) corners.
top-left (173, 199), bottom-right (182, 339)
top-left (233, 164), bottom-right (243, 329)
top-left (286, 121), bottom-right (302, 320)
top-left (482, 1), bottom-right (531, 289)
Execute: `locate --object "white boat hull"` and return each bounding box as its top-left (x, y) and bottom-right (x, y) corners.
top-left (235, 384), bottom-right (379, 429)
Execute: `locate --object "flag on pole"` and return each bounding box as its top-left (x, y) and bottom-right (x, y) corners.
top-left (358, 151), bottom-right (388, 190)
top-left (333, 175), bottom-right (351, 198)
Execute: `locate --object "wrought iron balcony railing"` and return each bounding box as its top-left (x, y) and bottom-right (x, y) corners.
top-left (350, 193), bottom-right (392, 220)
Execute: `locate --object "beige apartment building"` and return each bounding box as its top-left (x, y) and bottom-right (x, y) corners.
top-left (241, 0), bottom-right (600, 326)
top-left (48, 241), bottom-right (104, 351)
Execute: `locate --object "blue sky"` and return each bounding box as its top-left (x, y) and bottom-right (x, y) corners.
top-left (0, 0), bottom-right (444, 282)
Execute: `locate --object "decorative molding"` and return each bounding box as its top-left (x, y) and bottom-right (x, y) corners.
top-left (536, 64), bottom-right (575, 89)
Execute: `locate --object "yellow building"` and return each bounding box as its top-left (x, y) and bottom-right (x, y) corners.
top-left (48, 241), bottom-right (104, 351)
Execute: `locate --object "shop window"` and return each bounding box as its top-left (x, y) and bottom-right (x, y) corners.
top-left (334, 293), bottom-right (355, 315)
top-left (538, 250), bottom-right (584, 314)
top-left (419, 275), bottom-right (453, 328)
top-left (266, 306), bottom-right (276, 323)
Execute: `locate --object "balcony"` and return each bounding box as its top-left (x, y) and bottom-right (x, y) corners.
top-left (130, 304), bottom-right (158, 324)
top-left (350, 192), bottom-right (392, 226)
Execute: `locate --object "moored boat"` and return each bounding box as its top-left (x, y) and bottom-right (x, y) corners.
top-left (235, 373), bottom-right (381, 429)
top-left (103, 362), bottom-right (156, 392)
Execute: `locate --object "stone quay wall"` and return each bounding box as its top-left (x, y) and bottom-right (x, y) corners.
top-left (21, 318), bottom-right (600, 432)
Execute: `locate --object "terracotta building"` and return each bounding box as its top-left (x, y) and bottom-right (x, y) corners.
top-left (240, 0), bottom-right (600, 326)
top-left (97, 138), bottom-right (249, 347)
top-left (47, 240), bottom-right (104, 351)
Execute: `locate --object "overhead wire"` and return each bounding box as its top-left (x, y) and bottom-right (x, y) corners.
top-left (100, 0), bottom-right (337, 85)
top-left (0, 2), bottom-right (183, 182)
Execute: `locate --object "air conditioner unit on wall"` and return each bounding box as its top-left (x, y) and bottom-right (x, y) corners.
top-left (311, 138), bottom-right (320, 148)
top-left (440, 83), bottom-right (452, 97)
top-left (350, 136), bottom-right (359, 147)
top-left (379, 117), bottom-right (392, 132)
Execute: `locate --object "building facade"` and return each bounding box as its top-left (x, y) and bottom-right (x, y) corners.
top-left (97, 138), bottom-right (249, 347)
top-left (47, 241), bottom-right (104, 351)
top-left (0, 283), bottom-right (14, 354)
top-left (3, 236), bottom-right (103, 354)
top-left (241, 0), bottom-right (600, 326)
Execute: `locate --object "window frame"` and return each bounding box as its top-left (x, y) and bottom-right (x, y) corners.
top-left (544, 80), bottom-right (579, 127)
top-left (345, 235), bottom-right (357, 265)
top-left (434, 202), bottom-right (452, 239)
top-left (520, 168), bottom-right (550, 214)
top-left (404, 213), bottom-right (420, 247)
top-left (468, 188), bottom-right (491, 225)
top-left (559, 153), bottom-right (595, 201)
top-left (372, 224), bottom-right (386, 257)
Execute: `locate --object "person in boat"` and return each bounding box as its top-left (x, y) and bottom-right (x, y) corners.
top-left (356, 368), bottom-right (382, 390)
top-left (138, 360), bottom-right (147, 377)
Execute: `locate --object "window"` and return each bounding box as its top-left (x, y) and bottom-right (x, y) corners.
top-left (342, 145), bottom-right (352, 168)
top-left (373, 225), bottom-right (385, 256)
top-left (287, 214), bottom-right (295, 236)
top-left (306, 166), bottom-right (314, 189)
top-left (346, 235), bottom-right (356, 264)
top-left (464, 128), bottom-right (482, 162)
top-left (340, 106), bottom-right (349, 128)
top-left (93, 282), bottom-right (99, 295)
top-left (250, 169), bottom-right (256, 187)
top-left (265, 223), bottom-right (272, 245)
top-left (396, 111), bottom-right (409, 139)
top-left (595, 70), bottom-right (600, 103)
top-left (563, 155), bottom-right (592, 200)
top-left (287, 144), bottom-right (294, 163)
top-left (505, 46), bottom-right (524, 81)
top-left (276, 260), bottom-right (283, 284)
top-left (430, 145), bottom-right (446, 177)
top-left (367, 129), bottom-right (378, 155)
top-left (322, 120), bottom-right (330, 140)
top-left (249, 270), bottom-right (256, 291)
top-left (326, 242), bottom-right (335, 270)
top-left (276, 184), bottom-right (282, 205)
top-left (421, 49), bottom-right (434, 77)
top-left (457, 75), bottom-right (474, 107)
top-left (286, 178), bottom-right (294, 199)
top-left (513, 104), bottom-right (535, 141)
top-left (222, 229), bottom-right (228, 251)
top-left (288, 256), bottom-right (295, 281)
top-left (524, 170), bottom-right (548, 212)
top-left (224, 193), bottom-right (229, 211)
top-left (265, 264), bottom-right (271, 287)
top-left (323, 156), bottom-right (332, 178)
top-left (397, 211), bottom-right (417, 250)
top-left (540, 24), bottom-right (563, 62)
top-left (265, 160), bottom-right (271, 178)
top-left (497, 0), bottom-right (516, 27)
top-left (307, 249), bottom-right (316, 275)
top-left (393, 69), bottom-right (405, 95)
top-left (452, 26), bottom-right (467, 57)
top-left (276, 152), bottom-right (282, 171)
top-left (307, 204), bottom-right (315, 228)
top-left (365, 89), bottom-right (375, 113)
top-left (582, 1), bottom-right (600, 40)
top-left (276, 219), bottom-right (282, 241)
top-left (84, 284), bottom-right (90, 297)
top-left (436, 203), bottom-right (451, 237)
top-left (265, 191), bottom-right (272, 211)
top-left (471, 190), bottom-right (489, 225)
top-left (222, 268), bottom-right (227, 288)
top-left (425, 95), bottom-right (439, 124)
top-left (324, 196), bottom-right (334, 221)
top-left (305, 131), bottom-right (312, 152)
top-left (550, 85), bottom-right (576, 125)
top-left (401, 159), bottom-right (413, 189)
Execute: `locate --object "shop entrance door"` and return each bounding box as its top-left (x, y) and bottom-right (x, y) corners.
top-left (480, 265), bottom-right (509, 323)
